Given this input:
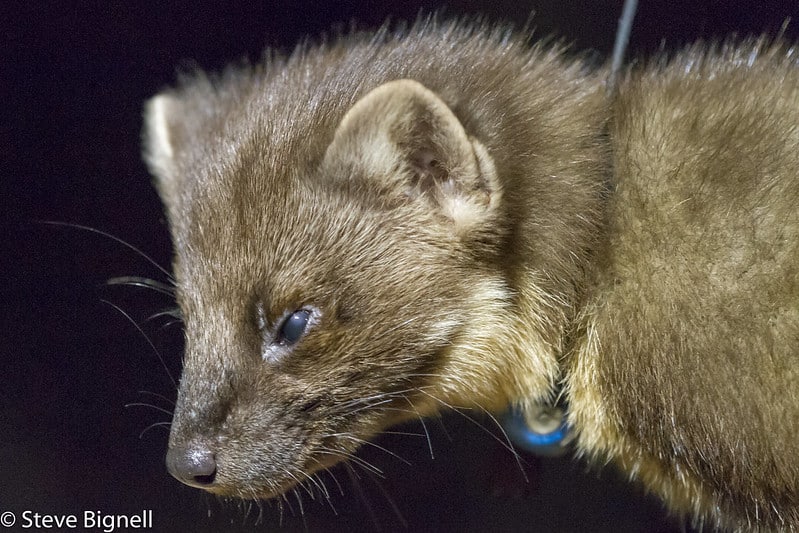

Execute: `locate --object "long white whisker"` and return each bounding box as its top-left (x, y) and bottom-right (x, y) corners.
top-left (325, 467), bottom-right (345, 496)
top-left (313, 471), bottom-right (332, 501)
top-left (365, 468), bottom-right (408, 529)
top-left (283, 468), bottom-right (314, 499)
top-left (101, 299), bottom-right (177, 388)
top-left (308, 456), bottom-right (346, 498)
top-left (315, 447), bottom-right (384, 476)
top-left (344, 463), bottom-right (382, 531)
top-left (106, 275), bottom-right (175, 296)
top-left (335, 386), bottom-right (433, 412)
top-left (297, 467), bottom-right (328, 500)
top-left (292, 487), bottom-right (306, 520)
top-left (379, 430), bottom-right (426, 437)
top-left (474, 403), bottom-right (528, 482)
top-left (136, 389), bottom-right (176, 406)
top-left (399, 393), bottom-right (434, 459)
top-left (251, 498), bottom-right (264, 526)
top-left (157, 318), bottom-right (184, 331)
top-left (416, 389), bottom-right (525, 464)
top-left (280, 492), bottom-right (295, 517)
top-left (275, 490), bottom-right (285, 525)
top-left (38, 220), bottom-right (174, 281)
top-left (136, 421), bottom-right (171, 439)
top-left (345, 398), bottom-right (395, 415)
top-left (327, 433), bottom-right (412, 465)
top-left (148, 308), bottom-right (182, 322)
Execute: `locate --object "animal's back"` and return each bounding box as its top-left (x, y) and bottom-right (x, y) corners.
top-left (569, 41), bottom-right (799, 529)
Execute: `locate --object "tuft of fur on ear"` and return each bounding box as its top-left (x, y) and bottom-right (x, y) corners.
top-left (322, 79), bottom-right (501, 233)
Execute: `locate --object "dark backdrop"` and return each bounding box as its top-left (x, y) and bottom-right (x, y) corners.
top-left (4, 2), bottom-right (798, 532)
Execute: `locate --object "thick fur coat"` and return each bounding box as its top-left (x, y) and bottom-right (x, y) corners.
top-left (143, 18), bottom-right (799, 531)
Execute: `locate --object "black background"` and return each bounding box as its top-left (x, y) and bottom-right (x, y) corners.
top-left (5, 1), bottom-right (799, 532)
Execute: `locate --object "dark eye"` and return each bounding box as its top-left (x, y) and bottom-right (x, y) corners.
top-left (278, 309), bottom-right (311, 345)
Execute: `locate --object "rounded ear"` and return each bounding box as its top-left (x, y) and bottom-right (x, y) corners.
top-left (142, 94), bottom-right (184, 209)
top-left (322, 79), bottom-right (501, 232)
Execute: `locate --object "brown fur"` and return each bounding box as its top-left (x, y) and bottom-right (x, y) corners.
top-left (143, 18), bottom-right (799, 531)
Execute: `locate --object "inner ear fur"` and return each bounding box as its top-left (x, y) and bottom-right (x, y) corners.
top-left (323, 79), bottom-right (501, 226)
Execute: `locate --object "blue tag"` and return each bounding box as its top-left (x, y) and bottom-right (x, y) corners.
top-left (500, 404), bottom-right (573, 457)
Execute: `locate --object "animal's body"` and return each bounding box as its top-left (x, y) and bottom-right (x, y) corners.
top-left (143, 18), bottom-right (799, 531)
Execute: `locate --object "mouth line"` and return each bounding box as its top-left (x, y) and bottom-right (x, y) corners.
top-left (177, 428), bottom-right (372, 501)
top-left (197, 478), bottom-right (298, 500)
top-left (194, 451), bottom-right (343, 500)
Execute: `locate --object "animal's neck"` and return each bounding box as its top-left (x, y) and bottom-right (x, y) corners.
top-left (426, 88), bottom-right (614, 416)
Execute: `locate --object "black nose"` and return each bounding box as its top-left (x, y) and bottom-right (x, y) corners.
top-left (165, 443), bottom-right (217, 488)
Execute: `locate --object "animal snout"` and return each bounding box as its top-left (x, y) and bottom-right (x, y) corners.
top-left (166, 442), bottom-right (217, 488)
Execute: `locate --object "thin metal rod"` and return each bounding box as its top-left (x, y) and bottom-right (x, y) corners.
top-left (608, 0), bottom-right (639, 93)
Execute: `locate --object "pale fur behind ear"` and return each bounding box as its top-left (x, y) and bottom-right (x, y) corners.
top-left (322, 79), bottom-right (501, 232)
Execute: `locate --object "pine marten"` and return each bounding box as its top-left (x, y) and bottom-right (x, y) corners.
top-left (143, 18), bottom-right (799, 531)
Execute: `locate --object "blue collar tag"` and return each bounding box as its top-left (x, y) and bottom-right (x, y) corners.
top-left (500, 404), bottom-right (573, 457)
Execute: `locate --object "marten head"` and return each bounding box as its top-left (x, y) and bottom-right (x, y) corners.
top-left (142, 22), bottom-right (606, 499)
top-left (144, 75), bottom-right (526, 497)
